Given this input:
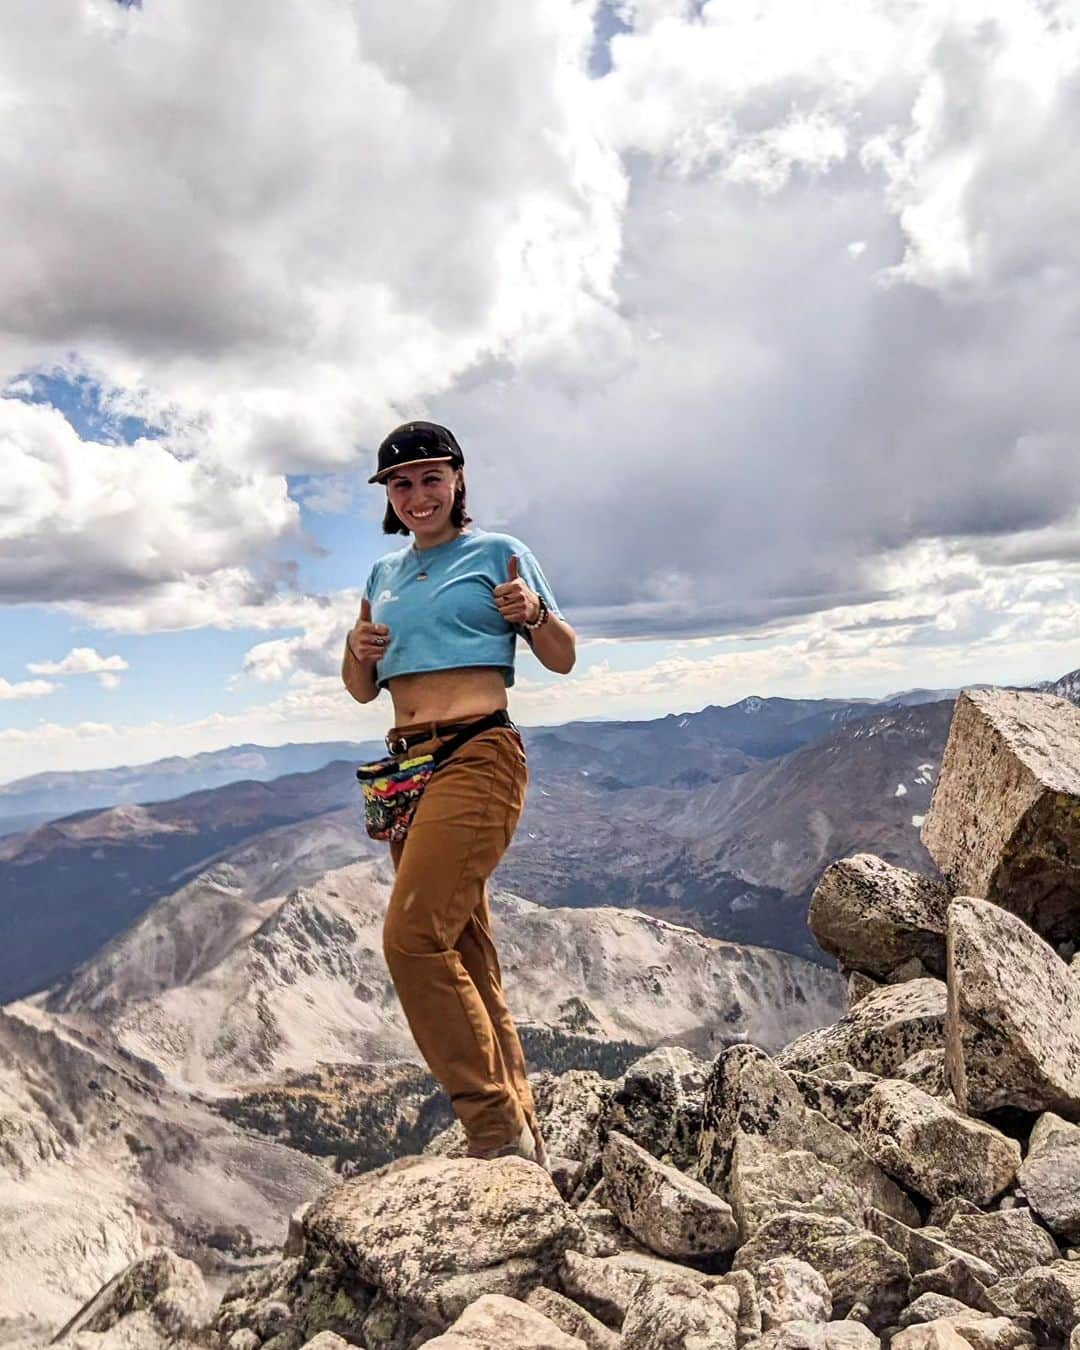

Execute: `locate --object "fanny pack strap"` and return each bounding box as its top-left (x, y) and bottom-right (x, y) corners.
top-left (425, 709), bottom-right (514, 768)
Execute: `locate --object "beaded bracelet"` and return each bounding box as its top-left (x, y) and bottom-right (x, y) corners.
top-left (524, 594), bottom-right (549, 630)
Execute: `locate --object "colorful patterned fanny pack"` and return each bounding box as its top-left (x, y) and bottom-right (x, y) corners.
top-left (355, 751), bottom-right (436, 842)
top-left (355, 710), bottom-right (513, 843)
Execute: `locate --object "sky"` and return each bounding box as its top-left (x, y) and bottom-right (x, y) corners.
top-left (3, 0), bottom-right (1080, 783)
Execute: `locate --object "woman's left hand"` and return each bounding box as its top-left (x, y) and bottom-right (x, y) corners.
top-left (493, 555), bottom-right (541, 626)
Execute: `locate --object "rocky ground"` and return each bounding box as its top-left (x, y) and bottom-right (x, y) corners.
top-left (22, 684), bottom-right (1080, 1350)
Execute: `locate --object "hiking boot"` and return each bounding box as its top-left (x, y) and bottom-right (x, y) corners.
top-left (467, 1120), bottom-right (539, 1163)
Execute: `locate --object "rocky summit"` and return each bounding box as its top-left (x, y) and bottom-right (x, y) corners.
top-left (28, 686), bottom-right (1080, 1350)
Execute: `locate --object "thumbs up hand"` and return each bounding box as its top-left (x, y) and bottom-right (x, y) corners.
top-left (493, 553), bottom-right (541, 626)
top-left (348, 596), bottom-right (391, 662)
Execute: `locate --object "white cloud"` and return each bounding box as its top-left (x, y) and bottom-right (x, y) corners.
top-left (27, 647), bottom-right (128, 676)
top-left (0, 677), bottom-right (56, 702)
top-left (0, 0), bottom-right (626, 482)
top-left (0, 398), bottom-right (298, 604)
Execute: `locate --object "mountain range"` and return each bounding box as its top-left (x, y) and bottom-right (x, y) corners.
top-left (3, 672), bottom-right (1077, 1005)
top-left (0, 854), bottom-right (841, 1338)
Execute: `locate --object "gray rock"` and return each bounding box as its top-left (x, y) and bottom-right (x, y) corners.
top-left (777, 979), bottom-right (947, 1079)
top-left (422, 1293), bottom-right (588, 1348)
top-left (525, 1287), bottom-right (621, 1350)
top-left (1011, 1260), bottom-right (1080, 1339)
top-left (756, 1258), bottom-right (832, 1329)
top-left (926, 1316), bottom-right (1035, 1350)
top-left (299, 1335), bottom-right (352, 1350)
top-left (863, 1210), bottom-right (998, 1286)
top-left (1018, 1114), bottom-right (1080, 1241)
top-left (859, 1080), bottom-right (1020, 1205)
top-left (533, 1070), bottom-right (615, 1162)
top-left (945, 897), bottom-right (1080, 1116)
top-left (891, 1319), bottom-right (1033, 1350)
top-left (848, 972), bottom-right (881, 1008)
top-left (921, 687), bottom-right (1080, 944)
top-left (711, 1268), bottom-right (762, 1347)
top-left (603, 1129), bottom-right (738, 1259)
top-left (621, 1273), bottom-right (740, 1349)
top-left (893, 1050), bottom-right (951, 1099)
top-left (789, 1065), bottom-right (880, 1131)
top-left (927, 1199), bottom-right (982, 1229)
top-left (50, 1247), bottom-right (214, 1343)
top-left (809, 854), bottom-right (949, 980)
top-left (732, 1212), bottom-right (910, 1331)
top-left (302, 1155), bottom-right (585, 1330)
top-left (899, 1294), bottom-right (988, 1326)
top-left (284, 1202), bottom-right (313, 1260)
top-left (889, 1326), bottom-right (972, 1350)
top-left (575, 1200), bottom-right (651, 1257)
top-left (943, 1209), bottom-right (1060, 1281)
top-left (558, 1249), bottom-right (708, 1326)
top-left (909, 1260), bottom-right (995, 1314)
top-left (698, 1047), bottom-right (918, 1239)
top-left (755, 1321), bottom-right (880, 1350)
top-left (604, 1046), bottom-right (709, 1173)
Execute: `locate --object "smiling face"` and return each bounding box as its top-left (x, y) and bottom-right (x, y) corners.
top-left (385, 461), bottom-right (464, 546)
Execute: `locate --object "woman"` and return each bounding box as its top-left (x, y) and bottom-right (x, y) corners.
top-left (341, 421), bottom-right (576, 1164)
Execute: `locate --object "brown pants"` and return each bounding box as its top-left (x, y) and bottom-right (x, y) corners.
top-left (383, 714), bottom-right (538, 1153)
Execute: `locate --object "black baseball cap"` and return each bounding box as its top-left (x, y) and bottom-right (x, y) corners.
top-left (368, 421), bottom-right (465, 484)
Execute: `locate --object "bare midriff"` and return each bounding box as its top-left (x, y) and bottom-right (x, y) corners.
top-left (384, 666), bottom-right (509, 728)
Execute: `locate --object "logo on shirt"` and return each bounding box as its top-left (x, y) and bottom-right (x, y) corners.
top-left (377, 588), bottom-right (399, 604)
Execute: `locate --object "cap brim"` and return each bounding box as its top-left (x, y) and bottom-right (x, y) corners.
top-left (368, 454), bottom-right (455, 484)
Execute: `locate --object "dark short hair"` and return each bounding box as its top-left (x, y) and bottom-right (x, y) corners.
top-left (381, 472), bottom-right (472, 535)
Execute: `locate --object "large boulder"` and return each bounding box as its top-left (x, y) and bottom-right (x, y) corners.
top-left (945, 897), bottom-right (1080, 1117)
top-left (50, 1248), bottom-right (214, 1345)
top-left (1017, 1114), bottom-right (1080, 1242)
top-left (942, 1209), bottom-right (1060, 1282)
top-left (755, 1258), bottom-right (832, 1329)
top-left (620, 1273), bottom-right (740, 1350)
top-left (698, 1046), bottom-right (918, 1237)
top-left (777, 980), bottom-right (947, 1079)
top-left (525, 1287), bottom-right (621, 1350)
top-left (788, 1064), bottom-right (880, 1132)
top-left (859, 1080), bottom-right (1020, 1204)
top-left (602, 1130), bottom-right (738, 1259)
top-left (753, 1324), bottom-right (880, 1350)
top-left (558, 1250), bottom-right (712, 1327)
top-left (603, 1046), bottom-right (708, 1172)
top-left (863, 1210), bottom-right (998, 1287)
top-left (809, 855), bottom-right (949, 980)
top-left (302, 1156), bottom-right (585, 1330)
top-left (922, 688), bottom-right (1080, 944)
top-left (732, 1212), bottom-right (911, 1331)
top-left (1010, 1261), bottom-right (1080, 1341)
top-left (422, 1293), bottom-right (588, 1348)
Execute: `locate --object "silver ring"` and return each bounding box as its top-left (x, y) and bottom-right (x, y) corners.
top-left (375, 636), bottom-right (385, 646)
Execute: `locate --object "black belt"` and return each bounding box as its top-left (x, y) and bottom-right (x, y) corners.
top-left (385, 708), bottom-right (512, 756)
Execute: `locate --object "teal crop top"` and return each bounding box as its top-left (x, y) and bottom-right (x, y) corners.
top-left (361, 528), bottom-right (564, 691)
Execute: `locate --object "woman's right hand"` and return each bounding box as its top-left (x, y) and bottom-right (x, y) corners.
top-left (349, 598), bottom-right (391, 662)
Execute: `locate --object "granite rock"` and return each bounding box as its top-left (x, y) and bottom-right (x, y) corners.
top-left (777, 980), bottom-right (947, 1079)
top-left (302, 1155), bottom-right (585, 1330)
top-left (603, 1129), bottom-right (738, 1259)
top-left (698, 1046), bottom-right (918, 1238)
top-left (732, 1212), bottom-right (911, 1331)
top-left (922, 688), bottom-right (1080, 944)
top-left (809, 855), bottom-right (949, 980)
top-left (422, 1293), bottom-right (587, 1348)
top-left (1018, 1114), bottom-right (1080, 1242)
top-left (946, 897), bottom-right (1080, 1117)
top-left (755, 1258), bottom-right (832, 1329)
top-left (859, 1080), bottom-right (1020, 1205)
